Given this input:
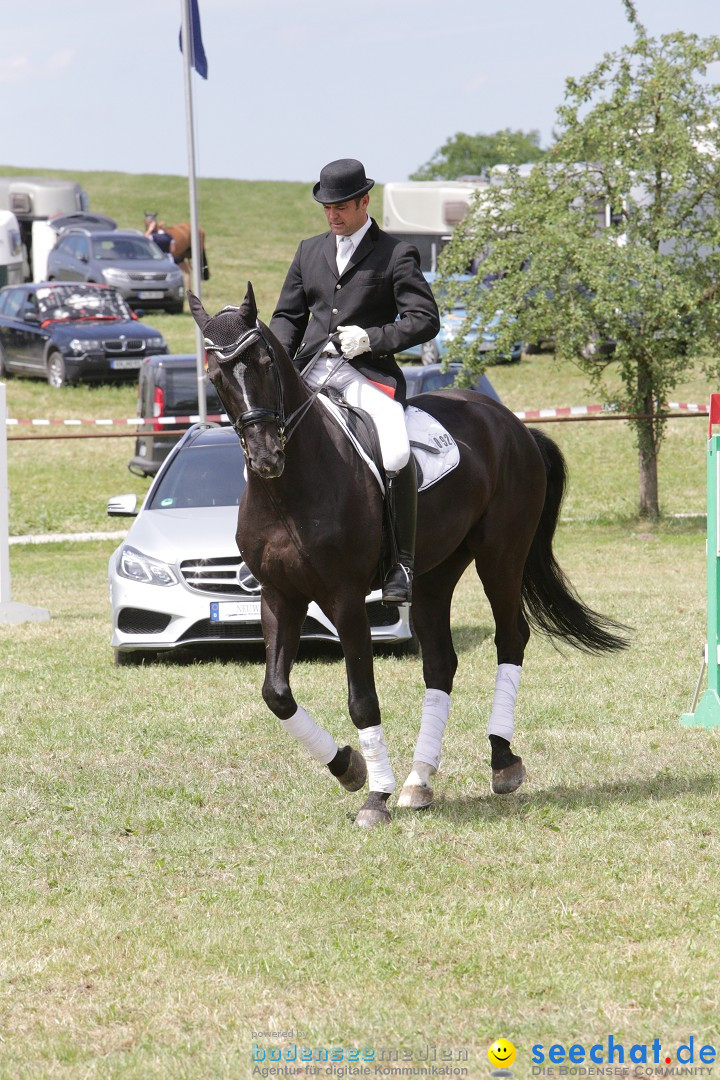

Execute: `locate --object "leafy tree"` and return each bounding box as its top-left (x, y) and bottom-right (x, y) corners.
top-left (438, 1), bottom-right (720, 518)
top-left (410, 129), bottom-right (546, 180)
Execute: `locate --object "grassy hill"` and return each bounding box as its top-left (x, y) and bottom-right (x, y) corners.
top-left (0, 163), bottom-right (351, 348)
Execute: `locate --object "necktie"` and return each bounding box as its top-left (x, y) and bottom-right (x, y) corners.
top-left (337, 235), bottom-right (353, 274)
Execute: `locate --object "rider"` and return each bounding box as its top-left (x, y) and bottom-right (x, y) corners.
top-left (269, 158), bottom-right (440, 605)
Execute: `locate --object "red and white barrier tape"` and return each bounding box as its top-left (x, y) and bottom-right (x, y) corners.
top-left (3, 403), bottom-right (710, 427)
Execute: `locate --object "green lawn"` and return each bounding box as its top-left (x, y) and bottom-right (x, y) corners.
top-left (1, 167), bottom-right (719, 1078)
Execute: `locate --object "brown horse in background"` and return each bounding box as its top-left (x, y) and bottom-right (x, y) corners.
top-left (144, 212), bottom-right (210, 291)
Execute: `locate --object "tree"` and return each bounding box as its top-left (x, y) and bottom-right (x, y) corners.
top-left (410, 129), bottom-right (546, 180)
top-left (438, 2), bottom-right (720, 518)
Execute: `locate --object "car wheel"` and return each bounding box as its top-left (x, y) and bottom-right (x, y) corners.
top-left (523, 341), bottom-right (543, 355)
top-left (165, 300), bottom-right (184, 315)
top-left (420, 339), bottom-right (439, 366)
top-left (46, 351), bottom-right (68, 388)
top-left (0, 342), bottom-right (10, 378)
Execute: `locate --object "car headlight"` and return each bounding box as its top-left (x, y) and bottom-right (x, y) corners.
top-left (144, 337), bottom-right (166, 352)
top-left (117, 545), bottom-right (178, 586)
top-left (69, 338), bottom-right (105, 353)
top-left (102, 268), bottom-right (131, 284)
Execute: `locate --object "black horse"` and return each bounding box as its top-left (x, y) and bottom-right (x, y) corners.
top-left (189, 286), bottom-right (627, 827)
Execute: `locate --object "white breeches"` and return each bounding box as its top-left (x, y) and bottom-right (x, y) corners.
top-left (305, 356), bottom-right (410, 473)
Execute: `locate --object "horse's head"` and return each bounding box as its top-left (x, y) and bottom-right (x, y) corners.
top-left (189, 283), bottom-right (286, 479)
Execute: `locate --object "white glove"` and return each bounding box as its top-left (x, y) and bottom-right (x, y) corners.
top-left (337, 325), bottom-right (370, 359)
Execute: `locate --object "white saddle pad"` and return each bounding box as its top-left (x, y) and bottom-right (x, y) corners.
top-left (405, 405), bottom-right (460, 492)
top-left (318, 395), bottom-right (459, 495)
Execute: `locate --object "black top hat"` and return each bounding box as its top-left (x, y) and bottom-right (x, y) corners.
top-left (313, 158), bottom-right (375, 204)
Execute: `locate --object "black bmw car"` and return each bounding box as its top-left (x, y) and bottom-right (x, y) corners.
top-left (0, 282), bottom-right (168, 387)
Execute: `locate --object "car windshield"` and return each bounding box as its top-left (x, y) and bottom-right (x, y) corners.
top-left (163, 369), bottom-right (224, 414)
top-left (35, 284), bottom-right (132, 321)
top-left (91, 237), bottom-right (167, 261)
top-left (149, 442), bottom-right (245, 509)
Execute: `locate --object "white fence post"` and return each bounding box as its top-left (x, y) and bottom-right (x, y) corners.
top-left (0, 383), bottom-right (50, 624)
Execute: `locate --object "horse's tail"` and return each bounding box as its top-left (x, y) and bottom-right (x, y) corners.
top-left (521, 428), bottom-right (629, 653)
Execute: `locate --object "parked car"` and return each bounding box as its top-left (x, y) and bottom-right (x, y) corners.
top-left (402, 362), bottom-right (501, 401)
top-left (108, 424), bottom-right (414, 664)
top-left (128, 354), bottom-right (229, 477)
top-left (0, 282), bottom-right (168, 387)
top-left (401, 273), bottom-right (522, 365)
top-left (47, 226), bottom-right (185, 313)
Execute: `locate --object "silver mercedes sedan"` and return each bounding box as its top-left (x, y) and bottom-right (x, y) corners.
top-left (107, 424), bottom-right (414, 665)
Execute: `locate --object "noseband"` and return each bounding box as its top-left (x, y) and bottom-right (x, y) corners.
top-left (204, 324), bottom-right (286, 459)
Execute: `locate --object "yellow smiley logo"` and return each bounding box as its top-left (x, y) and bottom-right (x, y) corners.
top-left (488, 1039), bottom-right (516, 1069)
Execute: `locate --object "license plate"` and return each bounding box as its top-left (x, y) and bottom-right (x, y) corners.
top-left (110, 358), bottom-right (143, 370)
top-left (210, 600), bottom-right (261, 623)
top-left (137, 290), bottom-right (164, 299)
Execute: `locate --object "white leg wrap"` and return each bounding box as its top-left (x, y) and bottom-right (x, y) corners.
top-left (487, 663), bottom-right (522, 741)
top-left (281, 706), bottom-right (338, 765)
top-left (412, 689), bottom-right (450, 770)
top-left (358, 724), bottom-right (396, 793)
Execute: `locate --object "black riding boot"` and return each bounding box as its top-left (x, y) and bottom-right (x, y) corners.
top-left (382, 458), bottom-right (417, 605)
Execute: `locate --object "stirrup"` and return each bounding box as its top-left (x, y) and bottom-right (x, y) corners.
top-left (382, 563), bottom-right (413, 605)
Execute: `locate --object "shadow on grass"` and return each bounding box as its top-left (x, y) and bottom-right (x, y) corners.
top-left (430, 769), bottom-right (719, 823)
top-left (117, 622), bottom-right (495, 669)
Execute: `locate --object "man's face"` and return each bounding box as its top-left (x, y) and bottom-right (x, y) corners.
top-left (323, 194), bottom-right (370, 236)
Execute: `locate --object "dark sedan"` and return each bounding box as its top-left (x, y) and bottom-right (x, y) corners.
top-left (0, 282), bottom-right (168, 387)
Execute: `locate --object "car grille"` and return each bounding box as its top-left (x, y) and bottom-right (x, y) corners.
top-left (177, 615), bottom-right (332, 643)
top-left (104, 338), bottom-right (146, 354)
top-left (128, 272), bottom-right (169, 281)
top-left (180, 556), bottom-right (260, 596)
top-left (366, 601), bottom-right (400, 627)
top-left (118, 608), bottom-right (172, 634)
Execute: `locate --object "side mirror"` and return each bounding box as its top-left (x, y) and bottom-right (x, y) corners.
top-left (24, 311), bottom-right (40, 323)
top-left (107, 493), bottom-right (138, 517)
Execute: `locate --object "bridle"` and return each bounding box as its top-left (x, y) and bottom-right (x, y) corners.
top-left (204, 324), bottom-right (287, 460)
top-left (204, 321), bottom-right (347, 463)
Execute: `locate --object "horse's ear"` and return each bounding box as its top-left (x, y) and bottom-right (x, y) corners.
top-left (187, 291), bottom-right (211, 332)
top-left (240, 282), bottom-right (258, 326)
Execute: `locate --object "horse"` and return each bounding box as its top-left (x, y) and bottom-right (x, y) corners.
top-left (188, 285), bottom-right (628, 828)
top-left (144, 212), bottom-right (209, 291)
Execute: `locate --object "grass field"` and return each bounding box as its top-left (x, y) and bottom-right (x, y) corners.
top-left (1, 167), bottom-right (720, 1079)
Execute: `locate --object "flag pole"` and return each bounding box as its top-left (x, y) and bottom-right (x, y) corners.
top-left (180, 0), bottom-right (207, 420)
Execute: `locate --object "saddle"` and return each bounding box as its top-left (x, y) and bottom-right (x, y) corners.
top-left (317, 389), bottom-right (460, 495)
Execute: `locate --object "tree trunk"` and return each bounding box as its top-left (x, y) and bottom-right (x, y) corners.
top-left (636, 359), bottom-right (660, 519)
top-left (637, 432), bottom-right (659, 518)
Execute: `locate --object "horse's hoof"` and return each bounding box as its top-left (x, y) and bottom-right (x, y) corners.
top-left (354, 791), bottom-right (392, 828)
top-left (396, 784), bottom-right (434, 809)
top-left (337, 746), bottom-right (367, 792)
top-left (491, 757), bottom-right (526, 794)
top-left (397, 762), bottom-right (436, 809)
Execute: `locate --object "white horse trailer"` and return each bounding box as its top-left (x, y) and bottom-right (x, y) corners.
top-left (0, 176), bottom-right (89, 281)
top-left (0, 211), bottom-right (23, 287)
top-left (382, 179), bottom-right (490, 272)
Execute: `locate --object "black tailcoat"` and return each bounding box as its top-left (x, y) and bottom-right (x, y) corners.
top-left (269, 218), bottom-right (440, 403)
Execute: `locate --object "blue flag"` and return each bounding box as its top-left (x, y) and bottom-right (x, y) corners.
top-left (179, 0), bottom-right (208, 79)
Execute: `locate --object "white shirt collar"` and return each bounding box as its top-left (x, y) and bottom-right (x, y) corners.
top-left (336, 215), bottom-right (372, 252)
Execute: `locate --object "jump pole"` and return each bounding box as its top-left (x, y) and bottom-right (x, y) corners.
top-left (680, 392), bottom-right (720, 727)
